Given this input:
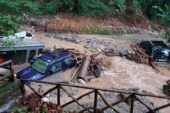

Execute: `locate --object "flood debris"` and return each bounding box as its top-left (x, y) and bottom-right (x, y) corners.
top-left (67, 49), bottom-right (103, 83)
top-left (163, 80), bottom-right (170, 96)
top-left (15, 93), bottom-right (63, 113)
top-left (102, 48), bottom-right (115, 56)
top-left (127, 43), bottom-right (159, 71)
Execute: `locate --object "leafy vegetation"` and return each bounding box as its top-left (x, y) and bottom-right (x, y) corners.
top-left (0, 15), bottom-right (21, 36)
top-left (161, 31), bottom-right (170, 42)
top-left (0, 37), bottom-right (23, 48)
top-left (80, 26), bottom-right (113, 35)
top-left (0, 0), bottom-right (170, 39)
top-left (0, 0), bottom-right (169, 20)
top-left (14, 93), bottom-right (68, 113)
top-left (0, 15), bottom-right (23, 48)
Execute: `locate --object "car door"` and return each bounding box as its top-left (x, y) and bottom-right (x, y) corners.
top-left (49, 61), bottom-right (63, 74)
top-left (63, 57), bottom-right (75, 69)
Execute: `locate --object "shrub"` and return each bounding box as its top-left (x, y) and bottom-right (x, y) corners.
top-left (114, 0), bottom-right (125, 13)
top-left (161, 31), bottom-right (170, 42)
top-left (80, 26), bottom-right (113, 35)
top-left (151, 5), bottom-right (170, 26)
top-left (0, 15), bottom-right (21, 36)
top-left (0, 0), bottom-right (41, 14)
top-left (44, 1), bottom-right (57, 14)
top-left (58, 0), bottom-right (113, 16)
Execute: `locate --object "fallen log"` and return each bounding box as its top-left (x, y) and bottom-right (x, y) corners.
top-left (77, 52), bottom-right (101, 81)
top-left (78, 55), bottom-right (91, 80)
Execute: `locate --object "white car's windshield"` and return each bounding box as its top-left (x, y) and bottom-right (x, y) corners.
top-left (32, 59), bottom-right (49, 74)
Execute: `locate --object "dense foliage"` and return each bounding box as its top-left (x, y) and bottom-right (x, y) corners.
top-left (0, 15), bottom-right (22, 47)
top-left (0, 0), bottom-right (169, 22)
top-left (0, 15), bottom-right (21, 36)
top-left (0, 0), bottom-right (170, 40)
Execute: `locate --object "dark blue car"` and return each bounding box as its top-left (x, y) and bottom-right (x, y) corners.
top-left (17, 49), bottom-right (75, 81)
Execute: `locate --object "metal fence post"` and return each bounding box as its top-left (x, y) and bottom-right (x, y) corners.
top-left (57, 84), bottom-right (61, 105)
top-left (94, 89), bottom-right (98, 113)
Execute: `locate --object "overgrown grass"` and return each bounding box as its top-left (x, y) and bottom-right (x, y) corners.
top-left (80, 26), bottom-right (113, 35)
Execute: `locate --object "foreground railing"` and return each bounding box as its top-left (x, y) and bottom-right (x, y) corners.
top-left (0, 60), bottom-right (15, 81)
top-left (20, 79), bottom-right (170, 113)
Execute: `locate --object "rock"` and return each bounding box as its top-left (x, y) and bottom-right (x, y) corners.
top-left (78, 79), bottom-right (86, 84)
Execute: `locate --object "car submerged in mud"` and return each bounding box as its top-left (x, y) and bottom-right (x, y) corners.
top-left (17, 49), bottom-right (75, 81)
top-left (139, 41), bottom-right (170, 63)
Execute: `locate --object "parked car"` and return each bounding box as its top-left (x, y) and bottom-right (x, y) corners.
top-left (139, 41), bottom-right (170, 63)
top-left (17, 49), bottom-right (75, 81)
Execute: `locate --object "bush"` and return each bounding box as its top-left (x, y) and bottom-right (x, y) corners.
top-left (59, 0), bottom-right (113, 16)
top-left (0, 0), bottom-right (41, 14)
top-left (0, 15), bottom-right (21, 36)
top-left (44, 1), bottom-right (57, 14)
top-left (80, 26), bottom-right (113, 35)
top-left (137, 0), bottom-right (170, 25)
top-left (151, 5), bottom-right (170, 26)
top-left (0, 15), bottom-right (22, 48)
top-left (161, 31), bottom-right (170, 42)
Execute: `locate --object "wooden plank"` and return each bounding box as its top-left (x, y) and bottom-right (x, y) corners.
top-left (62, 90), bottom-right (94, 107)
top-left (43, 85), bottom-right (58, 96)
top-left (101, 94), bottom-right (133, 111)
top-left (57, 84), bottom-right (60, 105)
top-left (0, 60), bottom-right (12, 67)
top-left (94, 89), bottom-right (98, 113)
top-left (130, 94), bottom-right (135, 113)
top-left (60, 86), bottom-right (93, 113)
top-left (135, 96), bottom-right (156, 113)
top-left (97, 91), bottom-right (119, 113)
top-left (20, 80), bottom-right (26, 96)
top-left (25, 83), bottom-right (42, 98)
top-left (151, 103), bottom-right (170, 112)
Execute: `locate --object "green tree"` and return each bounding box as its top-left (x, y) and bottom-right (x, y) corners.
top-left (0, 15), bottom-right (21, 36)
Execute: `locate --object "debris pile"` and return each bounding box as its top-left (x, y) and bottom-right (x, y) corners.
top-left (127, 43), bottom-right (159, 71)
top-left (163, 80), bottom-right (170, 96)
top-left (15, 94), bottom-right (64, 113)
top-left (68, 49), bottom-right (103, 83)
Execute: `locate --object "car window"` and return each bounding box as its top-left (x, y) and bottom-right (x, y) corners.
top-left (32, 59), bottom-right (49, 74)
top-left (64, 57), bottom-right (74, 65)
top-left (50, 62), bottom-right (62, 73)
top-left (141, 42), bottom-right (152, 55)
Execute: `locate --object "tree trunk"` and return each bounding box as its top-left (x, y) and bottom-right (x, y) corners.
top-left (78, 55), bottom-right (91, 80)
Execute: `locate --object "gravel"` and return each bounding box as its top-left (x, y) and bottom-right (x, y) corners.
top-left (45, 33), bottom-right (161, 57)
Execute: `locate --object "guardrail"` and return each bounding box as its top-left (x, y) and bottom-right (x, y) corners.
top-left (20, 79), bottom-right (170, 113)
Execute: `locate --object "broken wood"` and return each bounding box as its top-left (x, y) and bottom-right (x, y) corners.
top-left (70, 65), bottom-right (81, 81)
top-left (78, 55), bottom-right (91, 80)
top-left (77, 52), bottom-right (101, 81)
top-left (127, 44), bottom-right (159, 72)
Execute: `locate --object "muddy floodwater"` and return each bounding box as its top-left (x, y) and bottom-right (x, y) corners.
top-left (1, 32), bottom-right (170, 113)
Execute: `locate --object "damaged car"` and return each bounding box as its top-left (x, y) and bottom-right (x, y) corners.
top-left (139, 41), bottom-right (170, 63)
top-left (17, 49), bottom-right (75, 81)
